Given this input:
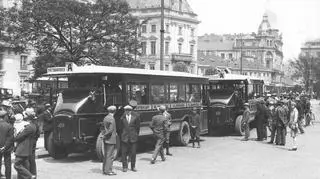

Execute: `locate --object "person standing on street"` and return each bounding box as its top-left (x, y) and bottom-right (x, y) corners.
top-left (102, 106), bottom-right (117, 176)
top-left (255, 100), bottom-right (267, 141)
top-left (267, 101), bottom-right (277, 144)
top-left (0, 110), bottom-right (14, 179)
top-left (14, 110), bottom-right (37, 179)
top-left (190, 107), bottom-right (201, 147)
top-left (39, 103), bottom-right (53, 151)
top-left (275, 100), bottom-right (288, 146)
top-left (163, 106), bottom-right (172, 156)
top-left (1, 101), bottom-right (15, 125)
top-left (289, 102), bottom-right (299, 151)
top-left (150, 106), bottom-right (168, 164)
top-left (241, 103), bottom-right (251, 141)
top-left (295, 98), bottom-right (305, 134)
top-left (119, 105), bottom-right (140, 172)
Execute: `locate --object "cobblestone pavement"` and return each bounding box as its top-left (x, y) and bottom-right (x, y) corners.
top-left (3, 100), bottom-right (320, 179)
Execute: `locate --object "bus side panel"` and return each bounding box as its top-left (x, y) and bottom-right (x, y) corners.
top-left (200, 106), bottom-right (208, 134)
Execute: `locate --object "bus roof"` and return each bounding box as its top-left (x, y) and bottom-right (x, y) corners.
top-left (208, 73), bottom-right (263, 82)
top-left (43, 63), bottom-right (208, 80)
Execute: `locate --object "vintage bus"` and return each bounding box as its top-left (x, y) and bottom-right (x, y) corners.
top-left (207, 74), bottom-right (264, 135)
top-left (43, 63), bottom-right (208, 160)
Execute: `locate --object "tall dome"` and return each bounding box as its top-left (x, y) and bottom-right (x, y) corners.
top-left (258, 13), bottom-right (271, 35)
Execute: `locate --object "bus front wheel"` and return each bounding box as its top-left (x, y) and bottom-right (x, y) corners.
top-left (47, 132), bottom-right (68, 159)
top-left (235, 115), bottom-right (245, 136)
top-left (95, 132), bottom-right (120, 162)
top-left (176, 121), bottom-right (191, 146)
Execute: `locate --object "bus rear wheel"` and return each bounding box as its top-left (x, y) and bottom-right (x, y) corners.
top-left (176, 121), bottom-right (191, 146)
top-left (95, 132), bottom-right (120, 162)
top-left (47, 132), bottom-right (68, 159)
top-left (235, 115), bottom-right (245, 136)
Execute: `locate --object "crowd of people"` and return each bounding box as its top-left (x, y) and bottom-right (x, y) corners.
top-left (101, 102), bottom-right (201, 176)
top-left (0, 99), bottom-right (54, 179)
top-left (242, 93), bottom-right (313, 151)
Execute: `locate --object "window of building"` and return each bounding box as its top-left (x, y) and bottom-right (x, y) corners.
top-left (221, 53), bottom-right (225, 59)
top-left (141, 25), bottom-right (147, 33)
top-left (165, 42), bottom-right (169, 55)
top-left (166, 24), bottom-right (170, 33)
top-left (141, 42), bottom-right (147, 55)
top-left (127, 83), bottom-right (148, 104)
top-left (179, 0), bottom-right (182, 11)
top-left (178, 26), bottom-right (182, 35)
top-left (20, 76), bottom-right (28, 89)
top-left (190, 44), bottom-right (194, 55)
top-left (151, 41), bottom-right (156, 55)
top-left (228, 53), bottom-right (233, 59)
top-left (151, 25), bottom-right (156, 33)
top-left (20, 56), bottom-right (28, 70)
top-left (151, 84), bottom-right (166, 104)
top-left (191, 28), bottom-right (194, 37)
top-left (178, 43), bottom-right (182, 54)
top-left (0, 54), bottom-right (3, 70)
top-left (149, 64), bottom-right (155, 70)
top-left (165, 64), bottom-right (169, 71)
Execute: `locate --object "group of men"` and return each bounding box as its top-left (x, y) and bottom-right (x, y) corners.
top-left (0, 100), bottom-right (54, 179)
top-left (242, 94), bottom-right (312, 151)
top-left (101, 103), bottom-right (201, 176)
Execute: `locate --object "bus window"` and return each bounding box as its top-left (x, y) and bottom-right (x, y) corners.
top-left (177, 84), bottom-right (186, 102)
top-left (127, 83), bottom-right (148, 104)
top-left (151, 84), bottom-right (166, 104)
top-left (169, 84), bottom-right (178, 102)
top-left (187, 84), bottom-right (201, 102)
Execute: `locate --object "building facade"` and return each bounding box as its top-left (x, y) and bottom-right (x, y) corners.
top-left (198, 14), bottom-right (284, 91)
top-left (127, 0), bottom-right (200, 73)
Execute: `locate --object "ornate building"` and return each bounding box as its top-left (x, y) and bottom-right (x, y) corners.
top-left (198, 13), bottom-right (284, 91)
top-left (126, 0), bottom-right (200, 73)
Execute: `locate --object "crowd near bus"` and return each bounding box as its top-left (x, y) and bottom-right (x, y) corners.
top-left (0, 63), bottom-right (316, 177)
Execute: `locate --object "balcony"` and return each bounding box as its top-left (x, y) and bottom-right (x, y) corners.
top-left (171, 53), bottom-right (193, 62)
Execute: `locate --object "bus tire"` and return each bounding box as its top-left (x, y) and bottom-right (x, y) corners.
top-left (47, 132), bottom-right (68, 159)
top-left (177, 121), bottom-right (191, 146)
top-left (235, 115), bottom-right (245, 136)
top-left (96, 132), bottom-right (120, 162)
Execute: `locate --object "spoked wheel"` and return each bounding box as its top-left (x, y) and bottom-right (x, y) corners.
top-left (47, 132), bottom-right (68, 159)
top-left (176, 121), bottom-right (191, 146)
top-left (235, 115), bottom-right (245, 136)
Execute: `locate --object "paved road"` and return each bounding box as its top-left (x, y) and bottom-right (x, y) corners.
top-left (4, 100), bottom-right (320, 179)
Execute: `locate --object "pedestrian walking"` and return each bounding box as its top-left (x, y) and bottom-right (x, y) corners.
top-left (289, 102), bottom-right (299, 151)
top-left (14, 110), bottom-right (37, 179)
top-left (0, 110), bottom-right (14, 179)
top-left (102, 106), bottom-right (117, 176)
top-left (119, 105), bottom-right (140, 172)
top-left (241, 103), bottom-right (251, 141)
top-left (39, 103), bottom-right (53, 150)
top-left (163, 106), bottom-right (172, 156)
top-left (150, 106), bottom-right (168, 164)
top-left (190, 107), bottom-right (201, 147)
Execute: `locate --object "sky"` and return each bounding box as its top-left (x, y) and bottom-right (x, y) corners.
top-left (188, 0), bottom-right (320, 61)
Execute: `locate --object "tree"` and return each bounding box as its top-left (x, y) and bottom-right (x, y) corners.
top-left (3, 0), bottom-right (141, 79)
top-left (172, 62), bottom-right (189, 73)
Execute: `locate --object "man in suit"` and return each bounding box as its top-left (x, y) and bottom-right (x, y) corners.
top-left (102, 106), bottom-right (117, 176)
top-left (119, 105), bottom-right (140, 172)
top-left (163, 106), bottom-right (172, 156)
top-left (14, 110), bottom-right (37, 179)
top-left (150, 106), bottom-right (169, 164)
top-left (0, 110), bottom-right (14, 179)
top-left (39, 103), bottom-right (53, 150)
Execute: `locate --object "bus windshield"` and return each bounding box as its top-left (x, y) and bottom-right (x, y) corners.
top-left (58, 88), bottom-right (93, 103)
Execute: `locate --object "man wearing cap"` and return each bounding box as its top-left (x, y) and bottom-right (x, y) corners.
top-left (0, 110), bottom-right (14, 179)
top-left (150, 106), bottom-right (168, 164)
top-left (102, 106), bottom-right (117, 176)
top-left (190, 107), bottom-right (201, 147)
top-left (267, 100), bottom-right (277, 144)
top-left (39, 103), bottom-right (53, 150)
top-left (255, 100), bottom-right (268, 141)
top-left (275, 100), bottom-right (288, 145)
top-left (1, 100), bottom-right (15, 125)
top-left (163, 106), bottom-right (173, 155)
top-left (119, 105), bottom-right (140, 172)
top-left (14, 109), bottom-right (37, 179)
top-left (295, 98), bottom-right (305, 134)
top-left (241, 103), bottom-right (251, 141)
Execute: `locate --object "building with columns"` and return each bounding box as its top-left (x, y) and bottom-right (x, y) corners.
top-left (126, 0), bottom-right (200, 73)
top-left (198, 13), bottom-right (284, 92)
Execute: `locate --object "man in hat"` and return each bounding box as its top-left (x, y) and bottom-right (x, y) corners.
top-left (289, 102), bottom-right (299, 151)
top-left (241, 103), bottom-right (251, 141)
top-left (119, 105), bottom-right (140, 172)
top-left (267, 100), bottom-right (277, 144)
top-left (295, 97), bottom-right (305, 134)
top-left (275, 100), bottom-right (288, 145)
top-left (190, 107), bottom-right (201, 147)
top-left (150, 106), bottom-right (168, 164)
top-left (0, 110), bottom-right (14, 179)
top-left (1, 100), bottom-right (15, 125)
top-left (162, 105), bottom-right (173, 155)
top-left (102, 106), bottom-right (117, 175)
top-left (255, 100), bottom-right (268, 141)
top-left (14, 109), bottom-right (38, 179)
top-left (39, 103), bottom-right (53, 150)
